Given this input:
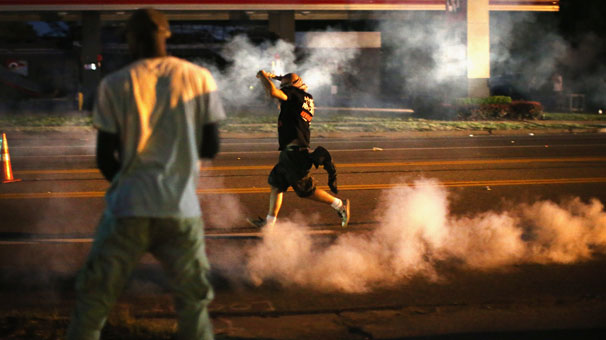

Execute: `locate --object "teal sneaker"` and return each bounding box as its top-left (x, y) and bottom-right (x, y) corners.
top-left (247, 216), bottom-right (267, 228)
top-left (338, 199), bottom-right (350, 227)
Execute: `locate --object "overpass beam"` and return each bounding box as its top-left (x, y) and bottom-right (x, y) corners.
top-left (467, 0), bottom-right (490, 97)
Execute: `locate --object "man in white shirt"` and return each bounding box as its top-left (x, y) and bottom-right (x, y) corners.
top-left (67, 8), bottom-right (224, 340)
top-left (551, 71), bottom-right (564, 111)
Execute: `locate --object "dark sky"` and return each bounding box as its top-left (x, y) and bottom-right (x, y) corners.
top-left (558, 0), bottom-right (606, 40)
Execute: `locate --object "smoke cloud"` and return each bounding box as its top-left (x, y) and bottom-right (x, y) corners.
top-left (192, 12), bottom-right (606, 290)
top-left (200, 35), bottom-right (296, 108)
top-left (490, 12), bottom-right (568, 94)
top-left (380, 13), bottom-right (467, 96)
top-left (488, 10), bottom-right (606, 108)
top-left (193, 10), bottom-right (606, 111)
top-left (244, 179), bottom-right (606, 293)
top-left (199, 163), bottom-right (247, 230)
top-left (195, 32), bottom-right (360, 109)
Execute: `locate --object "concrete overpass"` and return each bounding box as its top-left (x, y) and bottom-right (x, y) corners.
top-left (0, 0), bottom-right (560, 103)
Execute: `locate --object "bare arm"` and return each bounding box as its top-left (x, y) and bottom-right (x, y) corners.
top-left (96, 130), bottom-right (121, 182)
top-left (200, 122), bottom-right (220, 159)
top-left (257, 70), bottom-right (288, 101)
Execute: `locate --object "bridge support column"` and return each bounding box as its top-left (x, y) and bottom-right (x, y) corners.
top-left (467, 0), bottom-right (490, 97)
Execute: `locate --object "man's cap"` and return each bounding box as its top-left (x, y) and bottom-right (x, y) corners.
top-left (126, 8), bottom-right (171, 38)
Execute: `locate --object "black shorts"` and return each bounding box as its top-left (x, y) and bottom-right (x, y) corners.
top-left (268, 147), bottom-right (316, 197)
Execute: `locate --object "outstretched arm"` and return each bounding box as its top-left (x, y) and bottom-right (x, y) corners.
top-left (257, 70), bottom-right (288, 101)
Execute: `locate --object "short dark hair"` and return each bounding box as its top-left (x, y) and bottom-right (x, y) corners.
top-left (126, 8), bottom-right (171, 39)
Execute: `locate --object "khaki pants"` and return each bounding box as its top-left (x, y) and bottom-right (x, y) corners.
top-left (67, 213), bottom-right (214, 340)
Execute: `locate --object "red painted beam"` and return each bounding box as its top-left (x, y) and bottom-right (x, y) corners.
top-left (0, 0), bottom-right (558, 11)
top-left (0, 0), bottom-right (447, 11)
top-left (0, 0), bottom-right (444, 5)
top-left (0, 0), bottom-right (557, 4)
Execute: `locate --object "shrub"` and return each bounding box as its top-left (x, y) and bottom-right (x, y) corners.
top-left (455, 96), bottom-right (512, 106)
top-left (454, 97), bottom-right (544, 120)
top-left (460, 103), bottom-right (511, 120)
top-left (508, 101), bottom-right (544, 120)
top-left (455, 96), bottom-right (513, 120)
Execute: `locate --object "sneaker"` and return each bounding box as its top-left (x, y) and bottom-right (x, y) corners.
top-left (247, 216), bottom-right (267, 228)
top-left (338, 199), bottom-right (350, 228)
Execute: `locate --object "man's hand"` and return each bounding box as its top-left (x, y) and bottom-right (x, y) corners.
top-left (257, 70), bottom-right (288, 101)
top-left (257, 70), bottom-right (277, 79)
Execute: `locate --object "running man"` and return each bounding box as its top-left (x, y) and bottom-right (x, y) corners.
top-left (66, 8), bottom-right (224, 340)
top-left (248, 70), bottom-right (350, 228)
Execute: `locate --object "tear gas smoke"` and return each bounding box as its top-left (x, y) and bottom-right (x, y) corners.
top-left (245, 179), bottom-right (606, 293)
top-left (380, 14), bottom-right (466, 89)
top-left (195, 32), bottom-right (359, 108)
top-left (378, 12), bottom-right (468, 100)
top-left (190, 14), bottom-right (606, 292)
top-left (490, 12), bottom-right (568, 93)
top-left (199, 164), bottom-right (247, 230)
top-left (207, 35), bottom-right (296, 107)
top-left (490, 11), bottom-right (606, 106)
top-left (196, 11), bottom-right (605, 110)
top-left (294, 30), bottom-right (359, 90)
top-left (201, 192), bottom-right (245, 230)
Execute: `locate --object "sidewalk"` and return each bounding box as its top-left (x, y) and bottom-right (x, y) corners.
top-left (1, 289), bottom-right (605, 340)
top-left (210, 301), bottom-right (606, 340)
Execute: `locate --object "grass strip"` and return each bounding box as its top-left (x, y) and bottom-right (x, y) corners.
top-left (1, 111), bottom-right (605, 133)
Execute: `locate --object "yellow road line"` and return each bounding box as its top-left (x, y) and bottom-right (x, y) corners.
top-left (3, 177), bottom-right (606, 199)
top-left (341, 156), bottom-right (606, 168)
top-left (0, 238), bottom-right (95, 245)
top-left (0, 191), bottom-right (106, 199)
top-left (14, 169), bottom-right (99, 175)
top-left (13, 156), bottom-right (606, 175)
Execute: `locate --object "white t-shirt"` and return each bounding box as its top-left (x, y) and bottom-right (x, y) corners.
top-left (93, 56), bottom-right (225, 218)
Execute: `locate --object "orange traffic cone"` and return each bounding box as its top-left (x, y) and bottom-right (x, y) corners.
top-left (1, 133), bottom-right (21, 183)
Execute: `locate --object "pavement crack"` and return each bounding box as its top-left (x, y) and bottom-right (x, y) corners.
top-left (336, 312), bottom-right (375, 340)
top-left (346, 325), bottom-right (374, 340)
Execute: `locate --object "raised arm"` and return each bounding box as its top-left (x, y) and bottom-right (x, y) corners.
top-left (257, 70), bottom-right (288, 101)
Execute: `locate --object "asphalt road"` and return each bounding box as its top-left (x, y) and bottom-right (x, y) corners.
top-left (1, 130), bottom-right (606, 339)
top-left (3, 131), bottom-right (606, 233)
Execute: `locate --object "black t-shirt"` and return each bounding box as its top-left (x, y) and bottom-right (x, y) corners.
top-left (277, 86), bottom-right (315, 150)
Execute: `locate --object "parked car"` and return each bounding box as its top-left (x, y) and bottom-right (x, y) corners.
top-left (489, 73), bottom-right (531, 100)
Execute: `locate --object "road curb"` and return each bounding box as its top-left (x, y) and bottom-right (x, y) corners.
top-left (1, 125), bottom-right (605, 140)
